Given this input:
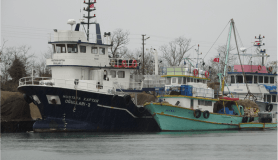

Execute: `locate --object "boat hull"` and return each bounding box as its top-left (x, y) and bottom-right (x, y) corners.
top-left (18, 85), bottom-right (160, 132)
top-left (144, 103), bottom-right (274, 131)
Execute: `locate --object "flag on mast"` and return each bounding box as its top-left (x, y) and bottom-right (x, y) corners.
top-left (213, 58), bottom-right (219, 62)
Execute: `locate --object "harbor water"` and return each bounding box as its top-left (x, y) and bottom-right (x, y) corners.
top-left (1, 130), bottom-right (277, 160)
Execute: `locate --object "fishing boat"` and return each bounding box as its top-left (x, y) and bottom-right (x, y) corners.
top-left (144, 19), bottom-right (277, 131)
top-left (18, 1), bottom-right (160, 132)
top-left (224, 35), bottom-right (277, 123)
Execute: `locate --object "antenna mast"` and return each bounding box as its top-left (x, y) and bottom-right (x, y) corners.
top-left (253, 34), bottom-right (266, 66)
top-left (82, 0), bottom-right (97, 41)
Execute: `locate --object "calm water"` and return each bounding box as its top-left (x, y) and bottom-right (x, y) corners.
top-left (1, 130), bottom-right (277, 160)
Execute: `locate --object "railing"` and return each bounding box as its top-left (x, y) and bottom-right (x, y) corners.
top-left (109, 58), bottom-right (140, 69)
top-left (19, 77), bottom-right (115, 94)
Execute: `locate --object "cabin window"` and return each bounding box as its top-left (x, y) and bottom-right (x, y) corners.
top-left (178, 77), bottom-right (182, 84)
top-left (91, 47), bottom-right (98, 54)
top-left (187, 77), bottom-right (190, 83)
top-left (172, 78), bottom-right (177, 83)
top-left (67, 44), bottom-right (78, 53)
top-left (270, 77), bottom-right (274, 84)
top-left (198, 100), bottom-right (205, 105)
top-left (166, 78), bottom-right (171, 85)
top-left (56, 44), bottom-right (66, 53)
top-left (110, 70), bottom-right (116, 78)
top-left (231, 75), bottom-right (235, 83)
top-left (190, 99), bottom-right (194, 109)
top-left (194, 79), bottom-right (197, 83)
top-left (264, 76), bottom-right (269, 83)
top-left (80, 46), bottom-right (86, 53)
top-left (254, 76), bottom-right (258, 83)
top-left (52, 44), bottom-right (56, 53)
top-left (267, 95), bottom-right (271, 102)
top-left (99, 47), bottom-right (105, 55)
top-left (272, 95), bottom-right (276, 102)
top-left (183, 77), bottom-right (186, 84)
top-left (197, 79), bottom-right (200, 83)
top-left (205, 101), bottom-right (212, 106)
top-left (264, 95), bottom-right (266, 102)
top-left (259, 76), bottom-right (263, 83)
top-left (236, 75), bottom-right (243, 83)
top-left (117, 71), bottom-right (125, 78)
top-left (246, 75), bottom-right (253, 84)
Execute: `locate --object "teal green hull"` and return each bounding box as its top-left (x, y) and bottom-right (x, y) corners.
top-left (145, 103), bottom-right (277, 131)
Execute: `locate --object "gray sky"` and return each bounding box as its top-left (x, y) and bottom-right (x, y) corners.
top-left (1, 0), bottom-right (277, 64)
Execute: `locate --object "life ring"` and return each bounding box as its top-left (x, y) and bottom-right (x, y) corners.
top-left (204, 71), bottom-right (209, 78)
top-left (123, 94), bottom-right (131, 106)
top-left (132, 60), bottom-right (138, 68)
top-left (242, 116), bottom-right (248, 123)
top-left (258, 65), bottom-right (262, 71)
top-left (23, 94), bottom-right (33, 104)
top-left (193, 69), bottom-right (198, 76)
top-left (122, 60), bottom-right (128, 68)
top-left (203, 110), bottom-right (210, 119)
top-left (266, 104), bottom-right (273, 112)
top-left (194, 109), bottom-right (201, 118)
top-left (111, 95), bottom-right (118, 106)
top-left (269, 66), bottom-right (273, 72)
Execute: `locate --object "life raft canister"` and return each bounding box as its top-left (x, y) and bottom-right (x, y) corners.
top-left (258, 65), bottom-right (262, 71)
top-left (193, 69), bottom-right (199, 76)
top-left (204, 71), bottom-right (209, 78)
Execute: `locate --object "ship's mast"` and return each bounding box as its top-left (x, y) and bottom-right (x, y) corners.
top-left (253, 34), bottom-right (266, 66)
top-left (82, 0), bottom-right (97, 41)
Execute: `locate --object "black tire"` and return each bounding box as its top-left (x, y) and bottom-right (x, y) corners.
top-left (269, 104), bottom-right (273, 112)
top-left (203, 110), bottom-right (210, 119)
top-left (194, 109), bottom-right (201, 118)
top-left (123, 94), bottom-right (132, 106)
top-left (242, 116), bottom-right (248, 123)
top-left (23, 94), bottom-right (33, 104)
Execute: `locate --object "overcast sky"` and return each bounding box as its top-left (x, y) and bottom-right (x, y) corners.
top-left (1, 0), bottom-right (277, 65)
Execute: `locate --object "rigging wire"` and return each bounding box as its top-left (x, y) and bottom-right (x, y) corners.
top-left (203, 20), bottom-right (231, 59)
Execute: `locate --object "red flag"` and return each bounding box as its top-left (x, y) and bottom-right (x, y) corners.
top-left (90, 4), bottom-right (94, 8)
top-left (213, 58), bottom-right (219, 62)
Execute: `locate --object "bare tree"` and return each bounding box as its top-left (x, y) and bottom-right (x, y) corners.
top-left (160, 36), bottom-right (192, 66)
top-left (34, 47), bottom-right (53, 77)
top-left (110, 29), bottom-right (130, 58)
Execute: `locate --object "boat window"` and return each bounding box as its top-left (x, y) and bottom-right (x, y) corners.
top-left (172, 78), bottom-right (177, 83)
top-left (190, 99), bottom-right (194, 109)
top-left (272, 95), bottom-right (276, 102)
top-left (231, 75), bottom-right (235, 83)
top-left (166, 78), bottom-right (171, 85)
top-left (236, 75), bottom-right (243, 83)
top-left (67, 44), bottom-right (78, 53)
top-left (264, 95), bottom-right (266, 102)
top-left (99, 47), bottom-right (105, 55)
top-left (52, 44), bottom-right (56, 53)
top-left (117, 71), bottom-right (125, 78)
top-left (178, 77), bottom-right (182, 84)
top-left (56, 44), bottom-right (66, 53)
top-left (267, 95), bottom-right (271, 102)
top-left (254, 76), bottom-right (258, 83)
top-left (198, 100), bottom-right (205, 105)
top-left (205, 101), bottom-right (212, 106)
top-left (197, 79), bottom-right (200, 83)
top-left (80, 46), bottom-right (86, 53)
top-left (270, 77), bottom-right (274, 84)
top-left (194, 79), bottom-right (197, 83)
top-left (187, 77), bottom-right (190, 83)
top-left (91, 47), bottom-right (98, 54)
top-left (264, 76), bottom-right (269, 83)
top-left (183, 77), bottom-right (186, 84)
top-left (246, 75), bottom-right (253, 84)
top-left (191, 78), bottom-right (194, 82)
top-left (259, 76), bottom-right (263, 83)
top-left (110, 70), bottom-right (116, 78)
top-left (203, 80), bottom-right (206, 84)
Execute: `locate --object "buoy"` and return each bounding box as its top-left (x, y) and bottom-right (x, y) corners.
top-left (193, 69), bottom-right (199, 76)
top-left (258, 65), bottom-right (262, 71)
top-left (204, 71), bottom-right (209, 78)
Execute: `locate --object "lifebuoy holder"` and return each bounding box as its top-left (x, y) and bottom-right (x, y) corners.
top-left (193, 69), bottom-right (199, 76)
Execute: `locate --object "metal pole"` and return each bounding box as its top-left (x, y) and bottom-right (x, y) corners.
top-left (142, 34), bottom-right (145, 75)
top-left (87, 0), bottom-right (90, 41)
